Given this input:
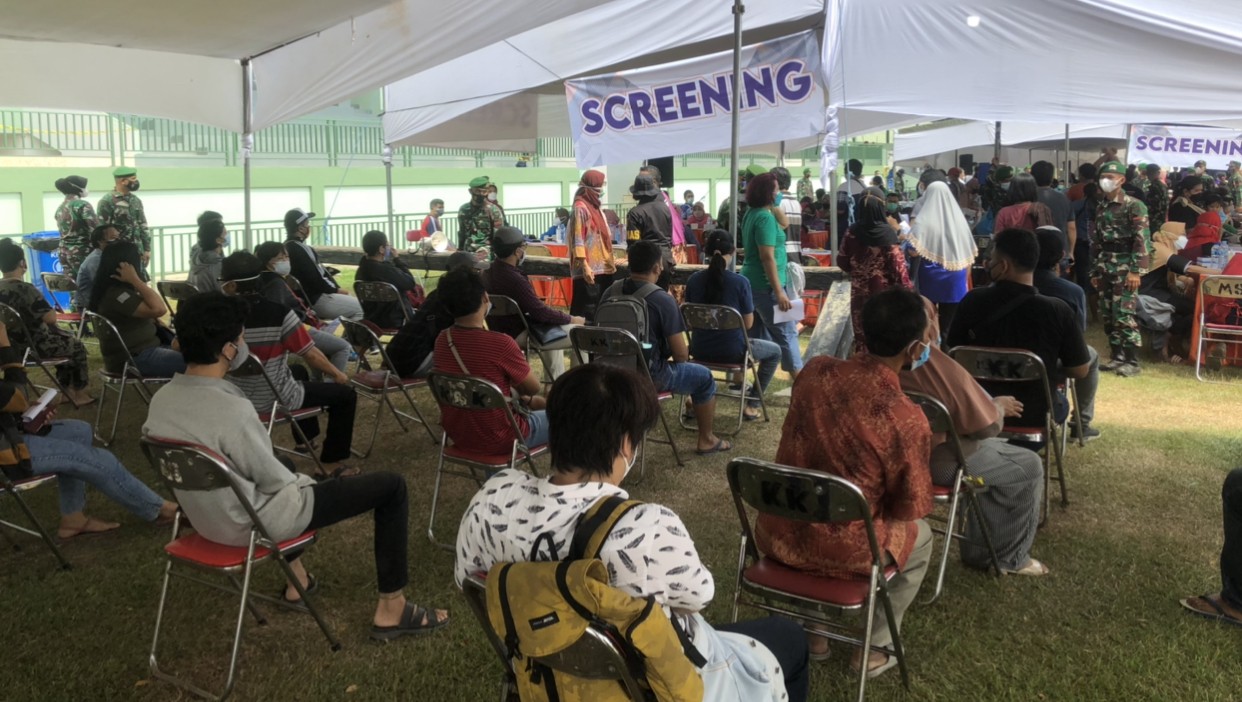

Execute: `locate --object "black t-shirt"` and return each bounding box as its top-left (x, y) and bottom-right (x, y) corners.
top-left (1037, 187), bottom-right (1072, 251)
top-left (626, 200), bottom-right (674, 258)
top-left (947, 280), bottom-right (1090, 426)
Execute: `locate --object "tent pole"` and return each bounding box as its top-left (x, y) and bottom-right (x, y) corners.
top-left (829, 170), bottom-right (839, 256)
top-left (779, 140), bottom-right (786, 166)
top-left (242, 58), bottom-right (254, 251)
top-left (382, 144), bottom-right (394, 236)
top-left (994, 120), bottom-right (1001, 162)
top-left (1064, 124), bottom-right (1071, 184)
top-left (728, 0), bottom-right (744, 271)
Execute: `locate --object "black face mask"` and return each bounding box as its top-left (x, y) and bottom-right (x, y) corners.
top-left (128, 180), bottom-right (141, 192)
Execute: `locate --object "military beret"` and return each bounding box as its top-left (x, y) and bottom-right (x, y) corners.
top-left (1230, 161), bottom-right (1241, 168)
top-left (745, 164), bottom-right (768, 176)
top-left (113, 166), bottom-right (137, 178)
top-left (468, 176), bottom-right (491, 189)
top-left (1098, 161), bottom-right (1125, 176)
top-left (995, 165), bottom-right (1014, 180)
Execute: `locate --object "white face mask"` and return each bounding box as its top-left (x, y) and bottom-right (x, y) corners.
top-left (1175, 235), bottom-right (1189, 251)
top-left (273, 260), bottom-right (292, 276)
top-left (621, 446), bottom-right (638, 480)
top-left (1099, 178), bottom-right (1120, 194)
top-left (226, 340), bottom-right (249, 371)
top-left (487, 192), bottom-right (498, 202)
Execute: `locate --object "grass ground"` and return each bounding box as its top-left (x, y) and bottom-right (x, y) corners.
top-left (1, 309), bottom-right (1240, 701)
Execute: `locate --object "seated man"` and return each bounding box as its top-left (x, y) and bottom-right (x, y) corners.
top-left (356, 230), bottom-right (422, 331)
top-left (283, 208), bottom-right (364, 322)
top-left (219, 252), bottom-right (359, 477)
top-left (900, 297), bottom-right (1048, 576)
top-left (456, 364), bottom-right (808, 701)
top-left (1181, 469), bottom-right (1242, 627)
top-left (0, 239), bottom-right (94, 407)
top-left (1033, 226), bottom-right (1100, 441)
top-left (948, 228), bottom-right (1092, 429)
top-left (254, 241), bottom-right (350, 375)
top-left (601, 241), bottom-right (730, 455)
top-left (143, 292), bottom-right (448, 640)
top-left (432, 266), bottom-right (549, 454)
top-left (386, 252), bottom-right (482, 379)
top-left (756, 288), bottom-right (933, 676)
top-left (485, 226), bottom-right (583, 381)
top-left (186, 215), bottom-right (228, 293)
top-left (73, 224), bottom-right (119, 312)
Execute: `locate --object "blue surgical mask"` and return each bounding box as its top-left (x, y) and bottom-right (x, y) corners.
top-left (909, 341), bottom-right (931, 371)
top-left (775, 192), bottom-right (784, 205)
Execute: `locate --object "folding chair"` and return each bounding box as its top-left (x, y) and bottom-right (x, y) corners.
top-left (486, 294), bottom-right (566, 386)
top-left (461, 573), bottom-right (649, 702)
top-left (340, 318), bottom-right (439, 457)
top-left (353, 280), bottom-right (411, 336)
top-left (727, 457), bottom-right (911, 702)
top-left (569, 326), bottom-right (685, 484)
top-left (0, 302), bottom-right (70, 397)
top-left (425, 371), bottom-right (548, 549)
top-left (84, 311), bottom-right (174, 446)
top-left (155, 280), bottom-right (200, 321)
top-left (948, 346), bottom-right (1068, 524)
top-left (679, 303), bottom-right (769, 436)
top-left (226, 353), bottom-right (328, 477)
top-left (903, 391), bottom-right (1002, 603)
top-left (1194, 275), bottom-right (1242, 382)
top-left (39, 272), bottom-right (87, 339)
top-left (141, 437), bottom-right (340, 702)
top-left (526, 243), bottom-right (571, 308)
top-left (0, 471), bottom-right (71, 571)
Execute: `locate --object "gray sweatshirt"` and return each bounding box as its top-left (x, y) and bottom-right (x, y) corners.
top-left (187, 244), bottom-right (224, 293)
top-left (143, 374), bottom-right (315, 546)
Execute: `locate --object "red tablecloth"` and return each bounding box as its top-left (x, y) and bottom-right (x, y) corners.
top-left (537, 243), bottom-right (568, 258)
top-left (801, 249), bottom-right (832, 267)
top-left (531, 277), bottom-right (573, 308)
top-left (684, 244), bottom-right (700, 265)
top-left (802, 289), bottom-right (827, 326)
top-left (803, 230), bottom-right (828, 249)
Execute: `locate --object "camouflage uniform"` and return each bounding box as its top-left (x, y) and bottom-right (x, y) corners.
top-left (1228, 168), bottom-right (1242, 209)
top-left (0, 279), bottom-right (89, 389)
top-left (455, 200), bottom-right (505, 252)
top-left (53, 197), bottom-right (97, 279)
top-left (1091, 193), bottom-right (1151, 352)
top-left (97, 192), bottom-right (151, 255)
top-left (796, 177), bottom-right (815, 202)
top-left (1144, 178), bottom-right (1169, 234)
top-left (980, 174), bottom-right (1009, 217)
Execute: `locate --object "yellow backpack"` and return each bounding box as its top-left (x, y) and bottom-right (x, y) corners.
top-left (484, 496), bottom-right (705, 702)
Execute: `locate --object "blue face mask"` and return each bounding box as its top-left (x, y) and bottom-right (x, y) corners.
top-left (775, 192), bottom-right (784, 206)
top-left (909, 341), bottom-right (931, 371)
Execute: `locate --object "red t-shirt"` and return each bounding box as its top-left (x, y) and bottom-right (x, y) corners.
top-left (432, 326), bottom-right (531, 455)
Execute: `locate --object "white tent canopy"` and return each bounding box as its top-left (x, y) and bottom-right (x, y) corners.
top-left (894, 122), bottom-right (1128, 162)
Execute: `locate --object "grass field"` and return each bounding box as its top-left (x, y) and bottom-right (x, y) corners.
top-left (1, 313), bottom-right (1239, 701)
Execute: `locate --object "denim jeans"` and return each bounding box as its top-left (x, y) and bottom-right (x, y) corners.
top-left (308, 327), bottom-right (351, 373)
top-left (312, 292), bottom-right (364, 322)
top-left (26, 419), bottom-right (164, 519)
top-left (664, 362), bottom-right (716, 405)
top-left (523, 409), bottom-right (550, 448)
top-left (1223, 468), bottom-right (1242, 609)
top-left (748, 338), bottom-right (782, 403)
top-left (134, 345), bottom-right (186, 378)
top-left (751, 287), bottom-right (804, 374)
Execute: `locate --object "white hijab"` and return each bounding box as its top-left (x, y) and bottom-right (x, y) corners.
top-left (908, 181), bottom-right (977, 271)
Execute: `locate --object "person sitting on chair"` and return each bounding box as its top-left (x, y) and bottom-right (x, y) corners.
top-left (73, 224), bottom-right (120, 312)
top-left (186, 213), bottom-right (228, 293)
top-left (756, 287), bottom-right (934, 676)
top-left (356, 230), bottom-right (422, 331)
top-left (456, 363), bottom-right (809, 702)
top-left (0, 239), bottom-right (94, 407)
top-left (219, 252), bottom-right (359, 478)
top-left (254, 241), bottom-right (350, 376)
top-left (88, 240), bottom-right (185, 378)
top-left (283, 208), bottom-right (364, 322)
top-left (1180, 468), bottom-right (1242, 628)
top-left (485, 226), bottom-right (583, 382)
top-left (432, 266), bottom-right (549, 454)
top-left (143, 291), bottom-right (449, 640)
top-left (386, 252), bottom-right (483, 379)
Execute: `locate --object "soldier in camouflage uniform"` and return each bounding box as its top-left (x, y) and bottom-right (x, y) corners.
top-left (1091, 161), bottom-right (1152, 378)
top-left (1143, 163), bottom-right (1169, 234)
top-left (1227, 161), bottom-right (1242, 213)
top-left (97, 166), bottom-right (151, 267)
top-left (981, 165), bottom-right (1014, 218)
top-left (0, 241), bottom-right (93, 406)
top-left (456, 175), bottom-right (505, 253)
top-left (53, 175), bottom-right (97, 285)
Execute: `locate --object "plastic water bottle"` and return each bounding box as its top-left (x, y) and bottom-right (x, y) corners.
top-left (1212, 242), bottom-right (1229, 269)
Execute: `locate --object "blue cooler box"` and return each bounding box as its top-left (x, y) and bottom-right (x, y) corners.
top-left (21, 231), bottom-right (71, 310)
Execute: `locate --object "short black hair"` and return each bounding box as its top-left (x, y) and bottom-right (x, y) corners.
top-left (1035, 227), bottom-right (1064, 270)
top-left (197, 219), bottom-right (226, 252)
top-left (1030, 161), bottom-right (1055, 187)
top-left (639, 164), bottom-right (662, 185)
top-left (771, 166), bottom-right (792, 190)
top-left (437, 266), bottom-right (486, 318)
top-left (90, 224), bottom-right (117, 248)
top-left (1146, 163), bottom-right (1162, 178)
top-left (430, 198), bottom-right (444, 208)
top-left (1201, 193), bottom-right (1224, 208)
top-left (547, 364), bottom-right (659, 479)
top-left (847, 159), bottom-right (863, 177)
top-left (89, 241), bottom-right (143, 312)
top-left (196, 210), bottom-right (224, 227)
top-left (626, 240), bottom-right (662, 275)
top-left (1006, 172), bottom-right (1040, 205)
top-left (555, 207), bottom-right (569, 219)
top-left (220, 250), bottom-right (264, 281)
top-left (919, 169), bottom-right (947, 188)
top-left (173, 292), bottom-right (249, 365)
top-left (0, 239), bottom-right (24, 273)
top-left (254, 241), bottom-right (286, 267)
top-left (1078, 163), bottom-right (1097, 180)
top-left (362, 230), bottom-right (388, 256)
top-left (993, 228), bottom-right (1040, 272)
top-left (861, 288), bottom-right (927, 357)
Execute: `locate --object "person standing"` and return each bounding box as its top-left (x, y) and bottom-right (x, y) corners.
top-left (96, 167), bottom-right (151, 269)
top-left (1092, 161), bottom-right (1152, 377)
top-left (567, 170), bottom-right (616, 319)
top-left (905, 182), bottom-right (977, 338)
top-left (639, 164), bottom-right (686, 263)
top-left (797, 168), bottom-right (815, 202)
top-left (625, 175), bottom-right (676, 287)
top-left (1228, 161), bottom-right (1242, 212)
top-left (1032, 161), bottom-right (1075, 259)
top-left (740, 173), bottom-right (802, 382)
top-left (771, 167), bottom-right (803, 261)
top-left (839, 189), bottom-right (912, 353)
top-left (53, 176), bottom-right (97, 292)
top-left (283, 208), bottom-right (364, 322)
top-left (1145, 164), bottom-right (1169, 235)
top-left (456, 176), bottom-right (505, 253)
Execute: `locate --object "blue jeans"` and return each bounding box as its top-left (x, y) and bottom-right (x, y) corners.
top-left (748, 338), bottom-right (782, 404)
top-left (26, 420), bottom-right (164, 519)
top-left (664, 362), bottom-right (716, 406)
top-left (751, 287), bottom-right (804, 374)
top-left (523, 409), bottom-right (550, 448)
top-left (134, 345), bottom-right (186, 378)
top-left (309, 327), bottom-right (351, 373)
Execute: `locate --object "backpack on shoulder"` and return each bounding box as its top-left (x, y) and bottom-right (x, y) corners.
top-left (595, 281), bottom-right (660, 345)
top-left (484, 496), bottom-right (705, 702)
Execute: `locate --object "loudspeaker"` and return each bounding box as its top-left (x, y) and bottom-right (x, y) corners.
top-left (958, 153), bottom-right (975, 175)
top-left (646, 156), bottom-right (675, 188)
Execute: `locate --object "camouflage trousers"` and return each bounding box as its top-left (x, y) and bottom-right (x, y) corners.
top-left (28, 327), bottom-right (89, 390)
top-left (1093, 266), bottom-right (1141, 350)
top-left (58, 244), bottom-right (91, 279)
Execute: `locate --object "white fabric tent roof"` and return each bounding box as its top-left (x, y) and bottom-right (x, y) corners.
top-left (894, 122), bottom-right (1128, 162)
top-left (0, 0), bottom-right (603, 132)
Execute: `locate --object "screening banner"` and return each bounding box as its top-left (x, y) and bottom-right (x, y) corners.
top-left (565, 31), bottom-right (825, 169)
top-left (1127, 124), bottom-right (1242, 170)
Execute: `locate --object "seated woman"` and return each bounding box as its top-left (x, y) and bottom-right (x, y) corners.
top-left (899, 297), bottom-right (1048, 576)
top-left (0, 318), bottom-right (177, 539)
top-left (356, 230), bottom-right (422, 330)
top-left (255, 241), bottom-right (350, 374)
top-left (187, 213), bottom-right (227, 293)
top-left (456, 363), bottom-right (808, 701)
top-left (683, 229), bottom-right (781, 419)
top-left (143, 292), bottom-right (449, 639)
top-left (1143, 213), bottom-right (1224, 361)
top-left (0, 240), bottom-right (94, 406)
top-left (88, 241), bottom-right (185, 378)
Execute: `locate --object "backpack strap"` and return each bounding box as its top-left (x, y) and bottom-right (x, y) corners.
top-left (568, 495), bottom-right (643, 561)
top-left (629, 281), bottom-right (660, 302)
top-left (496, 563), bottom-right (523, 660)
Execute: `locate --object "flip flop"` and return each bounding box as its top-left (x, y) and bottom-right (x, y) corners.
top-left (57, 516), bottom-right (120, 540)
top-left (808, 646), bottom-right (831, 662)
top-left (1180, 594), bottom-right (1242, 629)
top-left (279, 574), bottom-right (319, 609)
top-left (1004, 558), bottom-right (1050, 577)
top-left (850, 652), bottom-right (899, 679)
top-left (695, 438), bottom-right (733, 456)
top-left (370, 602), bottom-right (451, 642)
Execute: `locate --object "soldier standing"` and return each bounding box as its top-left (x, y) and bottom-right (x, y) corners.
top-left (1092, 161), bottom-right (1152, 378)
top-left (1144, 163), bottom-right (1168, 234)
top-left (1227, 161), bottom-right (1242, 212)
top-left (52, 175), bottom-right (97, 290)
top-left (97, 166), bottom-right (151, 269)
top-left (456, 176), bottom-right (505, 253)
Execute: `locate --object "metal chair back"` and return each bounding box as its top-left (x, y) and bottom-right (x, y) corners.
top-left (340, 317), bottom-right (400, 370)
top-left (84, 310), bottom-right (145, 376)
top-left (486, 294), bottom-right (534, 356)
top-left (156, 280), bottom-right (200, 315)
top-left (947, 346), bottom-right (1056, 424)
top-left (354, 280), bottom-right (411, 327)
top-left (40, 273), bottom-right (77, 312)
top-left (903, 390), bottom-right (969, 468)
top-left (426, 370), bottom-right (527, 443)
top-left (569, 326), bottom-right (648, 376)
top-left (0, 302), bottom-right (35, 347)
top-left (1199, 274), bottom-right (1242, 300)
top-left (680, 302), bottom-right (746, 332)
top-left (1194, 274), bottom-right (1242, 381)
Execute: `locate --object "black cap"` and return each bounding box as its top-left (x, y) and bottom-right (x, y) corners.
top-left (284, 208), bottom-right (315, 231)
top-left (630, 175), bottom-right (660, 198)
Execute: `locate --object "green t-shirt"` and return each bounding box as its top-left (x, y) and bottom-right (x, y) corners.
top-left (740, 207), bottom-right (787, 292)
top-left (97, 284), bottom-right (160, 372)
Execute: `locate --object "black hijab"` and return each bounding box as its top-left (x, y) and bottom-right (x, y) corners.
top-left (852, 189), bottom-right (898, 247)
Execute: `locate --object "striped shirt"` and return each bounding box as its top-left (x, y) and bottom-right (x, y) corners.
top-left (432, 325), bottom-right (530, 456)
top-left (228, 297), bottom-right (314, 413)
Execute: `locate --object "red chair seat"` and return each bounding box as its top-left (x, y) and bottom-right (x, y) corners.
top-left (932, 483), bottom-right (962, 499)
top-left (56, 312), bottom-right (83, 322)
top-left (656, 391), bottom-right (674, 401)
top-left (258, 406), bottom-right (323, 423)
top-left (743, 557), bottom-right (898, 608)
top-left (352, 370), bottom-right (425, 390)
top-left (444, 443), bottom-right (548, 467)
top-left (1002, 425), bottom-right (1045, 440)
top-left (164, 531), bottom-right (317, 569)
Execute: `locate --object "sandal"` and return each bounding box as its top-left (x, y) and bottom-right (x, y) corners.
top-left (849, 652), bottom-right (899, 679)
top-left (695, 438), bottom-right (733, 456)
top-left (279, 574), bottom-right (319, 608)
top-left (370, 602), bottom-right (451, 642)
top-left (57, 516), bottom-right (120, 540)
top-left (1003, 558), bottom-right (1050, 577)
top-left (1180, 593), bottom-right (1242, 629)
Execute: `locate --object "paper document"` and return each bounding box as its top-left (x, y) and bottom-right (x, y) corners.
top-left (21, 389), bottom-right (57, 422)
top-left (773, 298), bottom-right (805, 324)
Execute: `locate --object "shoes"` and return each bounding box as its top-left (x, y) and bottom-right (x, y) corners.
top-left (1070, 425), bottom-right (1101, 442)
top-left (1115, 362), bottom-right (1141, 377)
